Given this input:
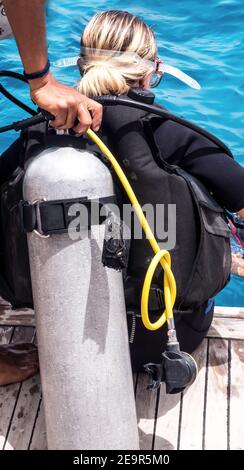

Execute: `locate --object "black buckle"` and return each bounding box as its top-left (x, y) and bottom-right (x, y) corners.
top-left (148, 286), bottom-right (164, 311)
top-left (38, 197), bottom-right (94, 235)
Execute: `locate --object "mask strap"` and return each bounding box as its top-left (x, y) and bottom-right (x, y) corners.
top-left (53, 55), bottom-right (201, 90)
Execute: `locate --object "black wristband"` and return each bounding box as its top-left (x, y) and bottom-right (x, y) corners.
top-left (23, 60), bottom-right (50, 80)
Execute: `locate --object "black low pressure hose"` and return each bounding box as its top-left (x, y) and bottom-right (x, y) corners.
top-left (0, 71), bottom-right (36, 117)
top-left (0, 112), bottom-right (49, 133)
top-left (0, 70), bottom-right (51, 133)
top-left (0, 93), bottom-right (233, 158)
top-left (0, 70), bottom-right (234, 158)
top-left (95, 95), bottom-right (233, 158)
top-left (0, 84), bottom-right (37, 117)
top-left (0, 70), bottom-right (28, 83)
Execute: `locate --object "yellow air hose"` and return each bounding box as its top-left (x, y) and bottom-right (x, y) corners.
top-left (87, 128), bottom-right (177, 331)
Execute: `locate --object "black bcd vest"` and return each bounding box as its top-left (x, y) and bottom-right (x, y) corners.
top-left (0, 101), bottom-right (232, 369)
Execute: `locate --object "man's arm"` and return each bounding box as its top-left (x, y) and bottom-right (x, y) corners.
top-left (3, 0), bottom-right (102, 132)
top-left (3, 0), bottom-right (47, 75)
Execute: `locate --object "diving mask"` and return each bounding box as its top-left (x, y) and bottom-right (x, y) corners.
top-left (53, 46), bottom-right (201, 90)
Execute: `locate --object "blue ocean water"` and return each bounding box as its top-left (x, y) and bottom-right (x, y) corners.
top-left (0, 0), bottom-right (243, 305)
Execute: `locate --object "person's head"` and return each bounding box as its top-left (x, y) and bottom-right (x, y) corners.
top-left (77, 10), bottom-right (159, 97)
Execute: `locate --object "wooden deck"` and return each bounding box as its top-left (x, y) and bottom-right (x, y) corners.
top-left (0, 304), bottom-right (244, 450)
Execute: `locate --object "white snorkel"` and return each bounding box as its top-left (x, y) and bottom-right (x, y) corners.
top-left (53, 57), bottom-right (80, 67)
top-left (53, 48), bottom-right (201, 90)
top-left (159, 63), bottom-right (201, 90)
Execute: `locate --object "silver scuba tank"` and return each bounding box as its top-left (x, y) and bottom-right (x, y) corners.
top-left (23, 146), bottom-right (139, 450)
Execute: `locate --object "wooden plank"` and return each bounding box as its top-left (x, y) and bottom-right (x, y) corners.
top-left (229, 340), bottom-right (244, 450)
top-left (179, 339), bottom-right (208, 450)
top-left (208, 317), bottom-right (244, 340)
top-left (0, 307), bottom-right (35, 327)
top-left (0, 325), bottom-right (14, 345)
top-left (0, 297), bottom-right (11, 308)
top-left (0, 382), bottom-right (20, 449)
top-left (5, 374), bottom-right (41, 450)
top-left (204, 338), bottom-right (228, 450)
top-left (214, 306), bottom-right (244, 319)
top-left (154, 383), bottom-right (181, 450)
top-left (29, 399), bottom-right (47, 450)
top-left (136, 372), bottom-right (158, 450)
top-left (0, 327), bottom-right (35, 450)
top-left (10, 326), bottom-right (35, 344)
top-left (0, 325), bottom-right (15, 449)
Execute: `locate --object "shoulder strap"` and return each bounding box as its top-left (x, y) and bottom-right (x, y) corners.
top-left (143, 103), bottom-right (233, 158)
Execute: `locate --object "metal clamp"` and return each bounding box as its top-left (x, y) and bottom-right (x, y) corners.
top-left (32, 198), bottom-right (50, 239)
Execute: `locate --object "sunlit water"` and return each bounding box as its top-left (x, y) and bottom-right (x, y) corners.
top-left (0, 0), bottom-right (243, 305)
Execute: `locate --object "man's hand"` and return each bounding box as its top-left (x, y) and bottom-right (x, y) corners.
top-left (30, 72), bottom-right (102, 133)
top-left (3, 1), bottom-right (101, 133)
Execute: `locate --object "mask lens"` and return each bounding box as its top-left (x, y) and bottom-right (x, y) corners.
top-left (149, 58), bottom-right (163, 88)
top-left (150, 72), bottom-right (161, 88)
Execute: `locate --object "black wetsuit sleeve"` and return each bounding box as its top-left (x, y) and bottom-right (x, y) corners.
top-left (154, 120), bottom-right (244, 212)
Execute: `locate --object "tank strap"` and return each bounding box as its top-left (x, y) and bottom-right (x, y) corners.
top-left (19, 195), bottom-right (116, 236)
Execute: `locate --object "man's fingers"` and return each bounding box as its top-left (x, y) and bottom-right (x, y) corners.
top-left (87, 99), bottom-right (103, 132)
top-left (61, 103), bottom-right (78, 130)
top-left (49, 103), bottom-right (79, 130)
top-left (49, 105), bottom-right (68, 129)
top-left (44, 98), bottom-right (78, 130)
top-left (73, 102), bottom-right (92, 134)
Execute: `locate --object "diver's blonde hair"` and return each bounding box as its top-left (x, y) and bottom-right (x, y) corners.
top-left (77, 10), bottom-right (157, 97)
